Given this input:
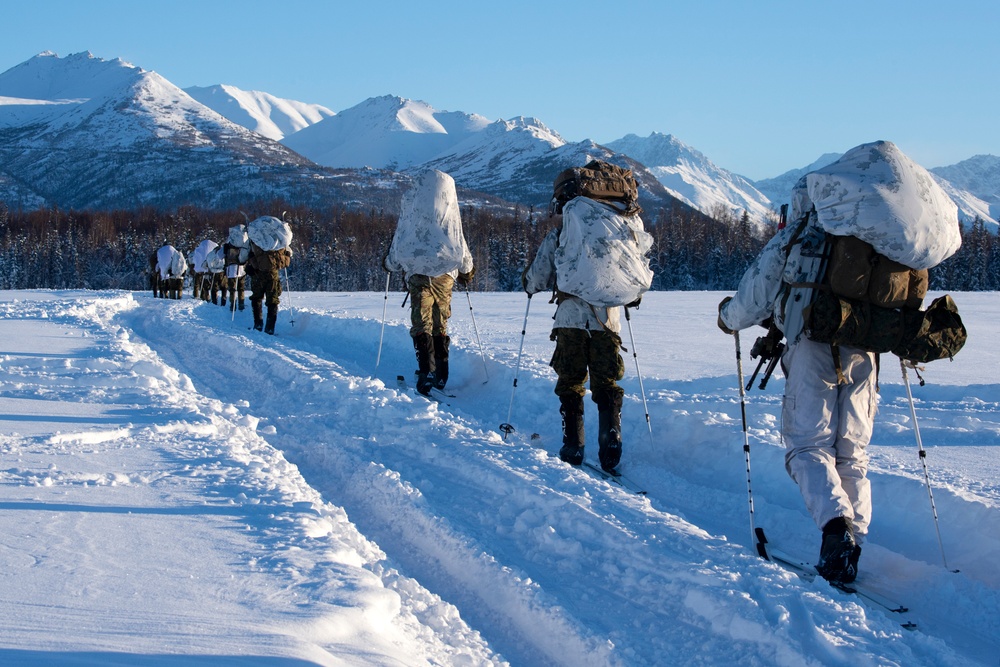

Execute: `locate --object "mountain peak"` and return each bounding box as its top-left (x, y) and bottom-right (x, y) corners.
top-left (1, 50), bottom-right (142, 102)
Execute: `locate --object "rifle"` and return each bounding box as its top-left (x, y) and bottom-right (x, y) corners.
top-left (746, 321), bottom-right (784, 391)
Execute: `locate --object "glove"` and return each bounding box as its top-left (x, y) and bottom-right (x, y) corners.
top-left (382, 253), bottom-right (392, 273)
top-left (521, 266), bottom-right (533, 295)
top-left (717, 296), bottom-right (735, 335)
top-left (457, 266), bottom-right (475, 285)
top-left (625, 297), bottom-right (642, 309)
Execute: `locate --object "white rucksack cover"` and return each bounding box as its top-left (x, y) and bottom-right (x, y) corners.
top-left (247, 216), bottom-right (293, 251)
top-left (192, 239), bottom-right (218, 273)
top-left (156, 245), bottom-right (186, 280)
top-left (555, 197), bottom-right (654, 307)
top-left (228, 224), bottom-right (249, 248)
top-left (790, 141), bottom-right (961, 270)
top-left (205, 245), bottom-right (226, 273)
top-left (386, 170), bottom-right (470, 277)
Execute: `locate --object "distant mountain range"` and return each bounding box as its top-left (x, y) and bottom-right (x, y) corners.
top-left (1, 51), bottom-right (997, 229)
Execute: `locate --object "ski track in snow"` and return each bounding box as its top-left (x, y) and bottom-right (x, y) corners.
top-left (3, 289), bottom-right (998, 666)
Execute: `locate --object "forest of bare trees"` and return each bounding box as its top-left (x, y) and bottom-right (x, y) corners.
top-left (0, 201), bottom-right (996, 294)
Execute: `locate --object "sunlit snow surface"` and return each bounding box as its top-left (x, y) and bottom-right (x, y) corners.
top-left (1, 289), bottom-right (997, 666)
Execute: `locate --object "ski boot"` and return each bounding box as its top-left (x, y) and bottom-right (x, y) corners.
top-left (558, 394), bottom-right (585, 466)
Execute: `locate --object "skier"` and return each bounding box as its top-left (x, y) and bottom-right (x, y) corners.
top-left (383, 170), bottom-right (474, 396)
top-left (521, 161), bottom-right (651, 473)
top-left (155, 244), bottom-right (186, 300)
top-left (147, 251), bottom-right (160, 297)
top-left (717, 141), bottom-right (961, 584)
top-left (204, 244), bottom-right (227, 306)
top-left (191, 239), bottom-right (219, 302)
top-left (245, 216), bottom-right (293, 335)
top-left (222, 224), bottom-right (249, 311)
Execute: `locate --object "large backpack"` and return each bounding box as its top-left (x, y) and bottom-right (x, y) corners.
top-left (386, 169), bottom-right (470, 277)
top-left (225, 225), bottom-right (249, 266)
top-left (802, 232), bottom-right (967, 367)
top-left (554, 197), bottom-right (653, 308)
top-left (551, 160), bottom-right (641, 217)
top-left (788, 141), bottom-right (966, 370)
top-left (247, 216), bottom-right (293, 251)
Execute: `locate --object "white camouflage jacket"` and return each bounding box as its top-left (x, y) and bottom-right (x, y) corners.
top-left (720, 216), bottom-right (827, 345)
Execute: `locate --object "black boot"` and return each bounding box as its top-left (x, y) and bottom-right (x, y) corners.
top-left (412, 333), bottom-right (436, 395)
top-left (264, 305), bottom-right (278, 335)
top-left (558, 394), bottom-right (585, 465)
top-left (841, 545), bottom-right (862, 584)
top-left (238, 299), bottom-right (245, 311)
top-left (596, 391), bottom-right (623, 472)
top-left (433, 335), bottom-right (450, 390)
top-left (252, 301), bottom-right (264, 331)
top-left (816, 517), bottom-right (856, 584)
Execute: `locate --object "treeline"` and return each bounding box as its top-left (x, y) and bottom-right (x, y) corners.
top-left (0, 201), bottom-right (996, 293)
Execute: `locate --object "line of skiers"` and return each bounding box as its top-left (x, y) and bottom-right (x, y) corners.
top-left (383, 144), bottom-right (965, 589)
top-left (148, 215), bottom-right (293, 335)
top-left (145, 142), bottom-right (966, 591)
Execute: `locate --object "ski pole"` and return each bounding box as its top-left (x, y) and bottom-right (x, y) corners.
top-left (376, 273), bottom-right (391, 370)
top-left (900, 357), bottom-right (958, 572)
top-left (623, 306), bottom-right (654, 448)
top-left (282, 267), bottom-right (295, 326)
top-left (464, 283), bottom-right (489, 382)
top-left (230, 276), bottom-right (238, 323)
top-left (734, 330), bottom-right (766, 558)
top-left (499, 295), bottom-right (531, 440)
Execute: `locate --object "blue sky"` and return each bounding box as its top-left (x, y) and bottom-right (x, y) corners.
top-left (2, 0), bottom-right (997, 180)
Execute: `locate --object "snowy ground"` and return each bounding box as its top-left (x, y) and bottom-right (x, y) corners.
top-left (0, 288), bottom-right (997, 666)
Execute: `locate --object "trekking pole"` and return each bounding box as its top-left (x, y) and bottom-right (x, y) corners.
top-left (623, 306), bottom-right (654, 448)
top-left (499, 295), bottom-right (531, 440)
top-left (282, 267), bottom-right (296, 326)
top-left (464, 284), bottom-right (489, 382)
top-left (230, 277), bottom-right (238, 323)
top-left (734, 330), bottom-right (766, 558)
top-left (376, 273), bottom-right (391, 370)
top-left (900, 357), bottom-right (958, 572)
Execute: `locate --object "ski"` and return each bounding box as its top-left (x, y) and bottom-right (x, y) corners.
top-left (396, 375), bottom-right (452, 404)
top-left (754, 528), bottom-right (917, 629)
top-left (526, 433), bottom-right (647, 495)
top-left (581, 461), bottom-right (647, 495)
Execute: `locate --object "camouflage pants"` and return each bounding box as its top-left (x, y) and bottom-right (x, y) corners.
top-left (250, 269), bottom-right (282, 307)
top-left (192, 272), bottom-right (205, 298)
top-left (200, 273), bottom-right (224, 301)
top-left (407, 274), bottom-right (454, 337)
top-left (163, 278), bottom-right (183, 300)
top-left (226, 275), bottom-right (246, 303)
top-left (550, 328), bottom-right (625, 403)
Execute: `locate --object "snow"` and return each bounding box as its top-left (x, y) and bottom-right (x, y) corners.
top-left (1, 288), bottom-right (997, 666)
top-left (184, 84), bottom-right (335, 142)
top-left (606, 133), bottom-right (773, 225)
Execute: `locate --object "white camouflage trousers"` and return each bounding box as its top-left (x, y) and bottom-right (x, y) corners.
top-left (781, 338), bottom-right (877, 544)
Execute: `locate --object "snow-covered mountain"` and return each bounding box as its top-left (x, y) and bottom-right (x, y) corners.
top-left (281, 95), bottom-right (496, 170)
top-left (281, 95), bottom-right (697, 216)
top-left (606, 133), bottom-right (773, 224)
top-left (4, 51), bottom-right (999, 227)
top-left (750, 153), bottom-right (844, 213)
top-left (184, 84), bottom-right (335, 141)
top-left (0, 52), bottom-right (401, 210)
top-left (931, 155), bottom-right (1000, 224)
